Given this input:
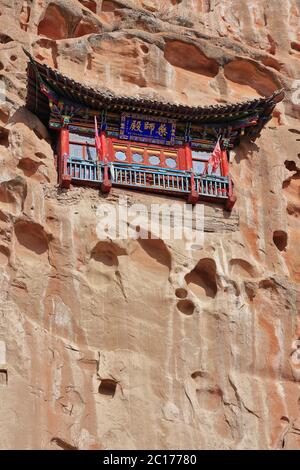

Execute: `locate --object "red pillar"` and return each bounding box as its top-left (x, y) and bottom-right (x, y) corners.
top-left (221, 149), bottom-right (229, 177)
top-left (185, 143), bottom-right (198, 204)
top-left (100, 131), bottom-right (107, 162)
top-left (100, 131), bottom-right (112, 193)
top-left (60, 128), bottom-right (71, 189)
top-left (225, 175), bottom-right (237, 211)
top-left (184, 142), bottom-right (193, 171)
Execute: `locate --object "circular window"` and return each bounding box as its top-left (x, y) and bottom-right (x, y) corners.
top-left (115, 151), bottom-right (127, 161)
top-left (149, 155), bottom-right (160, 166)
top-left (165, 158), bottom-right (177, 168)
top-left (132, 153), bottom-right (143, 163)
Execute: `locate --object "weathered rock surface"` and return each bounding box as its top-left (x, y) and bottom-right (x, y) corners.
top-left (0, 0), bottom-right (299, 450)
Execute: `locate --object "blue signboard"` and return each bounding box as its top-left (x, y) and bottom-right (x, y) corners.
top-left (120, 113), bottom-right (176, 145)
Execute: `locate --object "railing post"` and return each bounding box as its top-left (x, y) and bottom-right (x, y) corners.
top-left (225, 175), bottom-right (237, 211)
top-left (60, 128), bottom-right (71, 189)
top-left (100, 131), bottom-right (112, 193)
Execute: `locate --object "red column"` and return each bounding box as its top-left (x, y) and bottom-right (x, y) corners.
top-left (184, 142), bottom-right (193, 171)
top-left (100, 131), bottom-right (112, 193)
top-left (225, 175), bottom-right (237, 211)
top-left (221, 149), bottom-right (229, 177)
top-left (100, 131), bottom-right (107, 162)
top-left (185, 143), bottom-right (198, 204)
top-left (60, 128), bottom-right (71, 189)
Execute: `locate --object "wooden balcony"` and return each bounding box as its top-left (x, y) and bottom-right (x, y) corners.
top-left (64, 159), bottom-right (235, 209)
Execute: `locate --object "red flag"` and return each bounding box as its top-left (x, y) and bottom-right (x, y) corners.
top-left (94, 116), bottom-right (101, 158)
top-left (202, 138), bottom-right (222, 175)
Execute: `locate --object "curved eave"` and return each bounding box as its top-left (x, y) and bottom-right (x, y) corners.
top-left (24, 50), bottom-right (285, 131)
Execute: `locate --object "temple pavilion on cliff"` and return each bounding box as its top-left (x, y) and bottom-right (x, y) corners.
top-left (24, 51), bottom-right (284, 211)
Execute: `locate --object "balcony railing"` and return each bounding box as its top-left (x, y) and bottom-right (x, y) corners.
top-left (111, 162), bottom-right (191, 194)
top-left (67, 159), bottom-right (102, 183)
top-left (65, 158), bottom-right (231, 204)
top-left (195, 175), bottom-right (228, 199)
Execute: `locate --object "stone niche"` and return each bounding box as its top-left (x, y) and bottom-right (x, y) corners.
top-left (0, 370), bottom-right (7, 386)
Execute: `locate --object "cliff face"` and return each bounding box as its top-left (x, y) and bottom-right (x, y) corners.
top-left (0, 0), bottom-right (300, 450)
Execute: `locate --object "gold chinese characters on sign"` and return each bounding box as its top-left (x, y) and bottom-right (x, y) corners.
top-left (121, 113), bottom-right (176, 145)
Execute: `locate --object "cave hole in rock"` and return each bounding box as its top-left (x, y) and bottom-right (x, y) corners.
top-left (185, 258), bottom-right (217, 298)
top-left (98, 379), bottom-right (117, 398)
top-left (35, 151), bottom-right (47, 160)
top-left (191, 370), bottom-right (206, 380)
top-left (291, 42), bottom-right (300, 53)
top-left (259, 278), bottom-right (277, 290)
top-left (280, 416), bottom-right (290, 423)
top-left (177, 299), bottom-right (195, 316)
top-left (91, 241), bottom-right (126, 267)
top-left (175, 288), bottom-right (188, 299)
top-left (282, 161), bottom-right (300, 188)
top-left (224, 59), bottom-right (278, 96)
top-left (0, 128), bottom-right (9, 148)
top-left (164, 40), bottom-right (219, 77)
top-left (14, 221), bottom-right (49, 256)
top-left (0, 369), bottom-right (7, 386)
top-left (273, 230), bottom-right (288, 251)
top-left (79, 0), bottom-right (97, 13)
top-left (74, 20), bottom-right (99, 38)
top-left (0, 34), bottom-right (13, 44)
top-left (285, 160), bottom-right (298, 172)
top-left (38, 4), bottom-right (68, 40)
top-left (137, 237), bottom-right (171, 271)
top-left (140, 44), bottom-right (149, 54)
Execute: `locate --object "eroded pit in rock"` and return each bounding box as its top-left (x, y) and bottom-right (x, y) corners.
top-left (38, 4), bottom-right (68, 40)
top-left (175, 287), bottom-right (188, 299)
top-left (14, 220), bottom-right (49, 256)
top-left (185, 258), bottom-right (218, 299)
top-left (273, 230), bottom-right (288, 252)
top-left (98, 379), bottom-right (117, 398)
top-left (79, 0), bottom-right (97, 13)
top-left (164, 40), bottom-right (219, 77)
top-left (177, 299), bottom-right (195, 315)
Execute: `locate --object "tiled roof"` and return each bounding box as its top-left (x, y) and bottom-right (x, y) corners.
top-left (24, 50), bottom-right (284, 130)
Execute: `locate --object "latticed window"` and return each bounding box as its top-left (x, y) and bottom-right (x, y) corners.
top-left (69, 132), bottom-right (97, 161)
top-left (192, 150), bottom-right (221, 176)
top-left (108, 139), bottom-right (180, 170)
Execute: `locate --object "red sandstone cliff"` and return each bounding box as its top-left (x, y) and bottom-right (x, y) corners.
top-left (0, 0), bottom-right (299, 450)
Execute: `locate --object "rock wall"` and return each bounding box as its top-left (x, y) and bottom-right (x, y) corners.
top-left (0, 0), bottom-right (300, 449)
